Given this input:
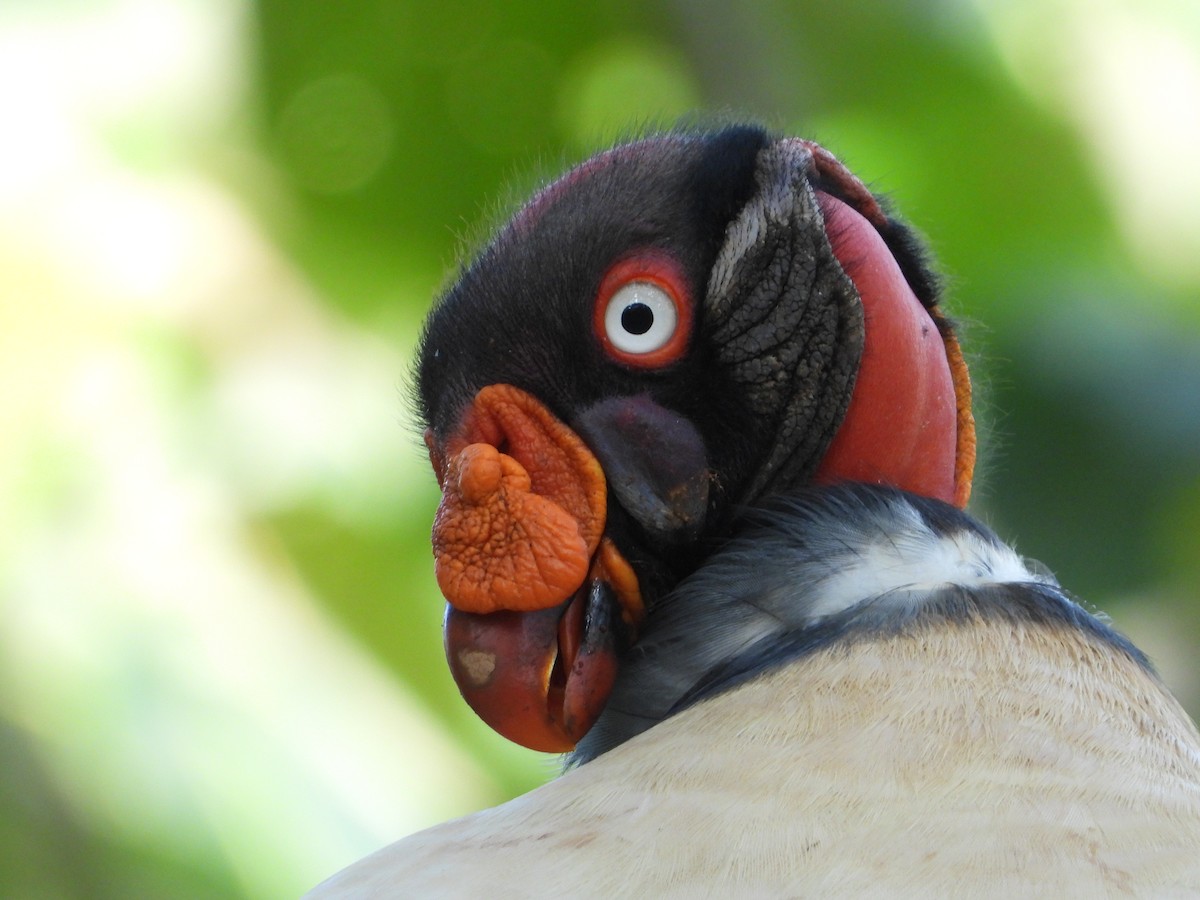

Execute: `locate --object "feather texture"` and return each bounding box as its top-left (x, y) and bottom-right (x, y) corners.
top-left (309, 487), bottom-right (1200, 898)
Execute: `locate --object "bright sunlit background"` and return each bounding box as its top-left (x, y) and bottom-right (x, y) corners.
top-left (1, 1), bottom-right (1198, 896)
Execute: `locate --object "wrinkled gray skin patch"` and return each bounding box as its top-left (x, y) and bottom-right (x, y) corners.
top-left (705, 141), bottom-right (864, 507)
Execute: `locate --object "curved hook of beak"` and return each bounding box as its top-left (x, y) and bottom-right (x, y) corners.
top-left (444, 578), bottom-right (624, 753)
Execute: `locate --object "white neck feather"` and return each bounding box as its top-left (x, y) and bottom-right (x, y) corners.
top-left (805, 501), bottom-right (1041, 621)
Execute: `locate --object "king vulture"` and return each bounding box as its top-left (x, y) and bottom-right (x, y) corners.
top-left (308, 126), bottom-right (1200, 897)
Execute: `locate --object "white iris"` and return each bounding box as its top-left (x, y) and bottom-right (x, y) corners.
top-left (603, 282), bottom-right (677, 355)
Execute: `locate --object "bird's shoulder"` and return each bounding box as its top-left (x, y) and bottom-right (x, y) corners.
top-left (308, 605), bottom-right (1200, 898)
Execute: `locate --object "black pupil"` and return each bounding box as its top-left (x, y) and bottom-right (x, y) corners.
top-left (621, 302), bottom-right (654, 336)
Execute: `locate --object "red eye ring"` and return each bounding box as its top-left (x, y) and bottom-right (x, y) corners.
top-left (592, 251), bottom-right (693, 369)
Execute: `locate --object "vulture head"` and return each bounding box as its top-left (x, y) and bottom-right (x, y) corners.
top-left (416, 125), bottom-right (976, 757)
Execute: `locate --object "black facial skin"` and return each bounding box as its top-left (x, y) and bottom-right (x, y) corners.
top-left (414, 123), bottom-right (943, 618)
top-left (415, 126), bottom-right (770, 590)
top-left (416, 126), bottom-right (768, 440)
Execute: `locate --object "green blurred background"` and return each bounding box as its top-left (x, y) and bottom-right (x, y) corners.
top-left (1, 0), bottom-right (1198, 896)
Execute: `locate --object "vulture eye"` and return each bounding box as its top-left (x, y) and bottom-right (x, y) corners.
top-left (604, 282), bottom-right (677, 354)
top-left (593, 253), bottom-right (692, 368)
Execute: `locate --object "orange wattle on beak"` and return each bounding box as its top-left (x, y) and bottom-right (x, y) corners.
top-left (428, 384), bottom-right (643, 752)
top-left (428, 146), bottom-right (977, 755)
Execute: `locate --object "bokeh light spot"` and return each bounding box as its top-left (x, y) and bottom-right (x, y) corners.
top-left (557, 37), bottom-right (700, 149)
top-left (277, 73), bottom-right (395, 195)
top-left (975, 0), bottom-right (1200, 291)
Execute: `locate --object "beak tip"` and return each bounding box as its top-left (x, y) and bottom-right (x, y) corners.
top-left (442, 570), bottom-right (631, 753)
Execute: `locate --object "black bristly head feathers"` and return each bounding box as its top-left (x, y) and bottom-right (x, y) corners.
top-left (416, 127), bottom-right (773, 586)
top-left (417, 126), bottom-right (768, 442)
top-left (416, 125), bottom-right (946, 557)
top-left (305, 127), bottom-right (1200, 897)
top-left (415, 125), bottom-right (969, 753)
